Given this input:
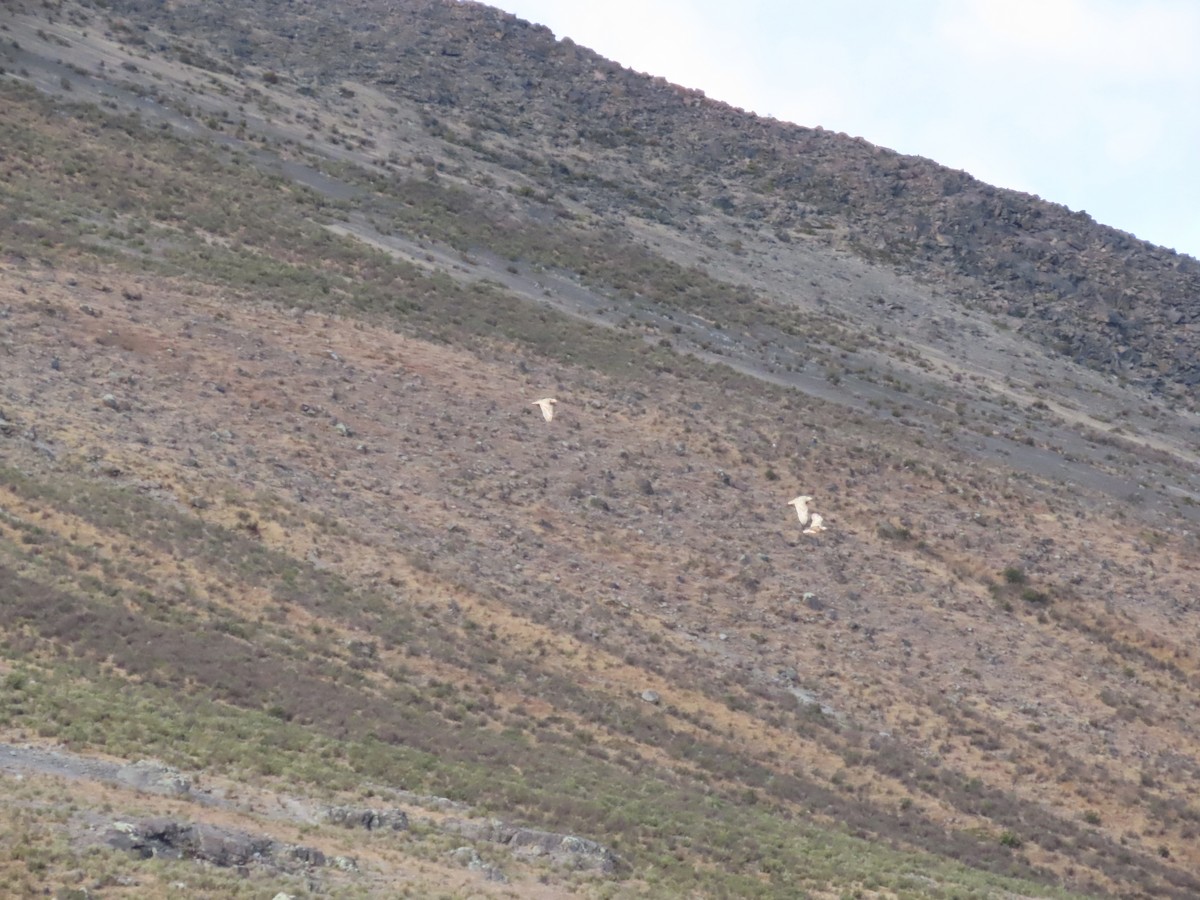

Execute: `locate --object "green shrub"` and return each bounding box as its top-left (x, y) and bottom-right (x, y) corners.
top-left (1002, 566), bottom-right (1027, 585)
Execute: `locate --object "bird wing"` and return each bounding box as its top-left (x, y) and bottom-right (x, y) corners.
top-left (789, 498), bottom-right (810, 524)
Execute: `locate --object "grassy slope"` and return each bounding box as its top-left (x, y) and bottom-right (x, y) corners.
top-left (1, 11), bottom-right (1199, 898)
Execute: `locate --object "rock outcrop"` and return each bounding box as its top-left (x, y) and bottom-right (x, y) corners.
top-left (323, 804), bottom-right (409, 831)
top-left (442, 818), bottom-right (619, 873)
top-left (105, 818), bottom-right (336, 874)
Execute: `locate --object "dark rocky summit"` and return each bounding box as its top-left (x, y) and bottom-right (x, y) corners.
top-left (97, 0), bottom-right (1200, 401)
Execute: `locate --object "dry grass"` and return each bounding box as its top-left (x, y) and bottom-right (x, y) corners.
top-left (0, 5), bottom-right (1199, 897)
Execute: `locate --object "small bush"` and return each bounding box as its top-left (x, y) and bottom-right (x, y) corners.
top-left (1002, 566), bottom-right (1027, 585)
top-left (1021, 588), bottom-right (1051, 604)
top-left (877, 522), bottom-right (912, 541)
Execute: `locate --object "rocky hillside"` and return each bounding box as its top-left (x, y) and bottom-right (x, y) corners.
top-left (2, 1), bottom-right (1200, 898)
top-left (70, 0), bottom-right (1200, 399)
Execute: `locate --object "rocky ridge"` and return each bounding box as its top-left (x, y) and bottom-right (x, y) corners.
top-left (88, 0), bottom-right (1200, 399)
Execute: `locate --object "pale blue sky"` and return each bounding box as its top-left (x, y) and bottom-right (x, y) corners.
top-left (494, 0), bottom-right (1200, 259)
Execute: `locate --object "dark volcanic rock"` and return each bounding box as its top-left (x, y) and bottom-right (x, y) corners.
top-left (105, 818), bottom-right (328, 872)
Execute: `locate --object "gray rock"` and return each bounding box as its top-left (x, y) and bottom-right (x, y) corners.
top-left (283, 843), bottom-right (326, 869)
top-left (323, 805), bottom-right (408, 831)
top-left (449, 846), bottom-right (507, 882)
top-left (507, 828), bottom-right (618, 873)
top-left (105, 818), bottom-right (327, 874)
top-left (441, 819), bottom-right (618, 873)
top-left (185, 822), bottom-right (274, 868)
top-left (116, 760), bottom-right (191, 796)
top-left (640, 689), bottom-right (661, 704)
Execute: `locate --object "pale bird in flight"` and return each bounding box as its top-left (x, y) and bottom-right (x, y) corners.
top-left (802, 512), bottom-right (827, 535)
top-left (788, 495), bottom-right (814, 526)
top-left (532, 397), bottom-right (557, 422)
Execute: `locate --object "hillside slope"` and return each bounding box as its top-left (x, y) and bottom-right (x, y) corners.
top-left (54, 0), bottom-right (1200, 398)
top-left (2, 1), bottom-right (1200, 897)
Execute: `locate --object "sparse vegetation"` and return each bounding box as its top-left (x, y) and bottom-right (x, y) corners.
top-left (0, 2), bottom-right (1198, 897)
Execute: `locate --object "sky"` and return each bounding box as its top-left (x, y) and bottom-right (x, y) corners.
top-left (492, 0), bottom-right (1200, 259)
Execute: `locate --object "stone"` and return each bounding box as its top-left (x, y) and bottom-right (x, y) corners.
top-left (117, 759), bottom-right (191, 796)
top-left (506, 828), bottom-right (619, 873)
top-left (105, 818), bottom-right (327, 874)
top-left (323, 805), bottom-right (409, 831)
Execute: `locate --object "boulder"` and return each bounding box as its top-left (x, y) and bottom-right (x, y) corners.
top-left (105, 818), bottom-right (326, 874)
top-left (323, 805), bottom-right (409, 831)
top-left (116, 759), bottom-right (191, 796)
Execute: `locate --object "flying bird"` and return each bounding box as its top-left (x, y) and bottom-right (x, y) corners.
top-left (788, 495), bottom-right (813, 526)
top-left (532, 397), bottom-right (557, 422)
top-left (802, 512), bottom-right (827, 535)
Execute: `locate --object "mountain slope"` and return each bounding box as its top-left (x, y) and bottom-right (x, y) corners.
top-left (2, 1), bottom-right (1200, 897)
top-left (57, 0), bottom-right (1200, 396)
